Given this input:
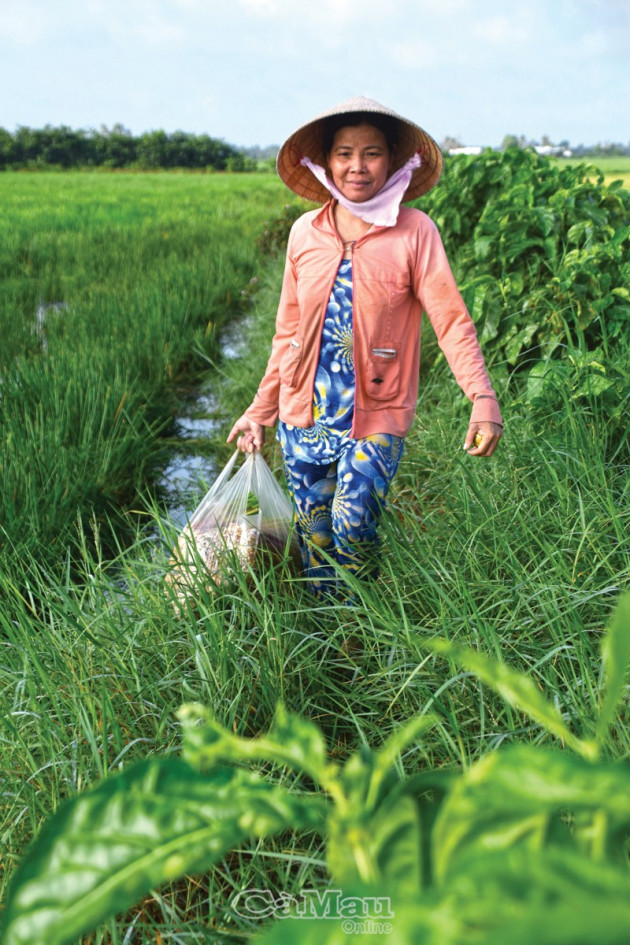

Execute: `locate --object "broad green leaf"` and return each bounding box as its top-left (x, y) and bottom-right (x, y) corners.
top-left (326, 790), bottom-right (423, 892)
top-left (574, 371), bottom-right (615, 398)
top-left (365, 715), bottom-right (436, 809)
top-left (444, 846), bottom-right (630, 945)
top-left (503, 270), bottom-right (524, 297)
top-left (179, 702), bottom-right (338, 788)
top-left (478, 292), bottom-right (503, 344)
top-left (580, 202), bottom-right (609, 227)
top-left (327, 718), bottom-right (436, 885)
top-left (596, 591), bottom-right (630, 744)
top-left (255, 846), bottom-right (630, 944)
top-left (424, 637), bottom-right (598, 760)
top-left (484, 901), bottom-right (630, 945)
top-left (448, 843), bottom-right (630, 905)
top-left (503, 322), bottom-right (538, 364)
top-left (369, 794), bottom-right (422, 895)
top-left (270, 702), bottom-right (330, 772)
top-left (326, 749), bottom-right (380, 885)
top-left (2, 758), bottom-right (325, 945)
top-left (396, 769), bottom-right (457, 888)
top-left (462, 276), bottom-right (493, 325)
top-left (432, 745), bottom-right (630, 881)
top-left (326, 807), bottom-right (378, 886)
top-left (525, 358), bottom-right (552, 402)
top-left (253, 895), bottom-right (630, 945)
top-left (338, 745), bottom-right (374, 811)
top-left (473, 234), bottom-right (493, 261)
top-left (328, 769), bottom-right (454, 892)
top-left (535, 205), bottom-right (557, 237)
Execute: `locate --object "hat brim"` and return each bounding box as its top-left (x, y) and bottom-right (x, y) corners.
top-left (276, 96), bottom-right (443, 204)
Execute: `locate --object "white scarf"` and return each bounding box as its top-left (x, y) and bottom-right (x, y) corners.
top-left (300, 153), bottom-right (421, 226)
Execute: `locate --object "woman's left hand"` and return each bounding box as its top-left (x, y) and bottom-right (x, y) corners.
top-left (463, 421), bottom-right (503, 457)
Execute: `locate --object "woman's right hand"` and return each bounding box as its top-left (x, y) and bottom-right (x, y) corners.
top-left (226, 415), bottom-right (265, 453)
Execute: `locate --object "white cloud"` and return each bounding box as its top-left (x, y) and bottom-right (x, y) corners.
top-left (135, 14), bottom-right (186, 45)
top-left (0, 0), bottom-right (189, 48)
top-left (418, 0), bottom-right (471, 12)
top-left (236, 0), bottom-right (394, 33)
top-left (237, 0), bottom-right (284, 13)
top-left (576, 28), bottom-right (610, 57)
top-left (474, 15), bottom-right (531, 45)
top-left (0, 1), bottom-right (53, 44)
top-left (96, 0), bottom-right (186, 45)
top-left (390, 39), bottom-right (440, 70)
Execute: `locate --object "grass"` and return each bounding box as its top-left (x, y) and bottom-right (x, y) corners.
top-left (1, 174), bottom-right (629, 942)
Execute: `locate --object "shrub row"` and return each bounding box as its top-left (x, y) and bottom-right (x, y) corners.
top-left (0, 125), bottom-right (257, 171)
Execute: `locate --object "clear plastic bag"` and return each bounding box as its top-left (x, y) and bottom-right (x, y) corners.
top-left (165, 450), bottom-right (299, 607)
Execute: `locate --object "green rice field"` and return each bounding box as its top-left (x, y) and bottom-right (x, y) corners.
top-left (0, 171), bottom-right (291, 561)
top-left (1, 166), bottom-right (629, 944)
top-left (559, 153), bottom-right (630, 188)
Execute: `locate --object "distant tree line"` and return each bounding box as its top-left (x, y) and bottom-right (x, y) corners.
top-left (3, 123), bottom-right (627, 172)
top-left (0, 124), bottom-right (262, 170)
top-left (442, 132), bottom-right (630, 157)
top-left (499, 134), bottom-right (630, 157)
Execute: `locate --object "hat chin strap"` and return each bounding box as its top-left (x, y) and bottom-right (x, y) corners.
top-left (300, 153), bottom-right (421, 227)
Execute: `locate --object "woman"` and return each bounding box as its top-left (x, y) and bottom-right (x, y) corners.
top-left (228, 96), bottom-right (503, 598)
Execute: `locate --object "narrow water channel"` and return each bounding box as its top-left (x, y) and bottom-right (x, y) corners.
top-left (157, 316), bottom-right (249, 527)
top-left (34, 299), bottom-right (249, 534)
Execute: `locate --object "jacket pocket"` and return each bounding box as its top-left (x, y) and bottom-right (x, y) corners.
top-left (279, 337), bottom-right (303, 389)
top-left (365, 344), bottom-right (400, 401)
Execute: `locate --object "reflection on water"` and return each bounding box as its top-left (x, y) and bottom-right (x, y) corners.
top-left (34, 300), bottom-right (69, 351)
top-left (157, 316), bottom-right (250, 526)
top-left (158, 394), bottom-right (220, 527)
top-left (158, 452), bottom-right (216, 528)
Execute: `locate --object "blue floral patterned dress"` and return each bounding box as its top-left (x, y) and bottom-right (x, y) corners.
top-left (277, 259), bottom-right (405, 598)
top-left (278, 258), bottom-right (356, 462)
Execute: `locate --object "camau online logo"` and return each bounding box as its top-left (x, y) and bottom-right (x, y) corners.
top-left (232, 887), bottom-right (395, 935)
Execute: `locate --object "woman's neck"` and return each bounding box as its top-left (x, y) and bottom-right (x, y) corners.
top-left (333, 202), bottom-right (372, 246)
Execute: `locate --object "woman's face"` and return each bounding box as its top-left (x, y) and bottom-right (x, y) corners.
top-left (327, 123), bottom-right (393, 203)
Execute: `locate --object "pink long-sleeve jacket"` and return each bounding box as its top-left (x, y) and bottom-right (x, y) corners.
top-left (245, 201), bottom-right (503, 438)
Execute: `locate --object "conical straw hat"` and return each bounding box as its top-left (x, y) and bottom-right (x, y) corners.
top-left (276, 95), bottom-right (443, 204)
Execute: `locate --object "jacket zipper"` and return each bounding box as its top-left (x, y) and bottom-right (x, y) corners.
top-left (350, 240), bottom-right (358, 438)
top-left (315, 214), bottom-right (379, 435)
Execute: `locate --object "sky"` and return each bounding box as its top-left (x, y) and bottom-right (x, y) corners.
top-left (1, 0), bottom-right (628, 150)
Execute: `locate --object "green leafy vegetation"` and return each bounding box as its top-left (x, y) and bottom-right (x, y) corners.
top-left (417, 148), bottom-right (630, 375)
top-left (0, 157), bottom-right (628, 943)
top-left (3, 595), bottom-right (630, 945)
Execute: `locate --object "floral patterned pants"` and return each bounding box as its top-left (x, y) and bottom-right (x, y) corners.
top-left (281, 434), bottom-right (404, 599)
